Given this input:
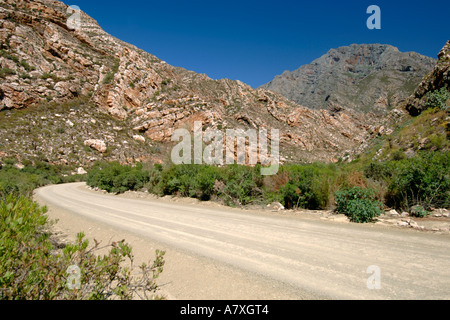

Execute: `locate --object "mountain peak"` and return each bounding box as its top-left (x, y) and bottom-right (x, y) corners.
top-left (260, 43), bottom-right (436, 114)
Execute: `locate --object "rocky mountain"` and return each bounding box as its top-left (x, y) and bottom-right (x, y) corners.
top-left (260, 44), bottom-right (436, 115)
top-left (0, 0), bottom-right (442, 169)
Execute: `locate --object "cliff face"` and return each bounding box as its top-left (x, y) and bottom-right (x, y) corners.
top-left (260, 44), bottom-right (436, 115)
top-left (0, 0), bottom-right (441, 167)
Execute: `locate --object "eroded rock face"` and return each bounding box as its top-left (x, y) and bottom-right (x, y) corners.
top-left (0, 0), bottom-right (442, 165)
top-left (0, 83), bottom-right (37, 109)
top-left (0, 0), bottom-right (104, 111)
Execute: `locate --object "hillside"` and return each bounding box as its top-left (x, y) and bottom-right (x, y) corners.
top-left (0, 0), bottom-right (383, 166)
top-left (0, 0), bottom-right (443, 169)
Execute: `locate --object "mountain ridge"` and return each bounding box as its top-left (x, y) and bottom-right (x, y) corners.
top-left (260, 43), bottom-right (436, 115)
top-left (0, 0), bottom-right (443, 168)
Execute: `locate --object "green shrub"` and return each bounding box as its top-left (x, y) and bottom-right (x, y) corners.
top-left (364, 162), bottom-right (392, 181)
top-left (391, 150), bottom-right (406, 161)
top-left (384, 152), bottom-right (449, 210)
top-left (145, 163), bottom-right (163, 192)
top-left (146, 164), bottom-right (263, 205)
top-left (56, 127), bottom-right (65, 134)
top-left (0, 195), bottom-right (165, 300)
top-left (86, 162), bottom-right (150, 194)
top-left (0, 161), bottom-right (85, 199)
top-left (216, 164), bottom-right (262, 206)
top-left (102, 72), bottom-right (115, 84)
top-left (19, 72), bottom-right (32, 79)
top-left (410, 205), bottom-right (429, 218)
top-left (0, 50), bottom-right (19, 63)
top-left (22, 161), bottom-right (64, 185)
top-left (102, 58), bottom-right (120, 85)
top-left (0, 68), bottom-right (16, 78)
top-left (19, 60), bottom-right (35, 72)
top-left (87, 151), bottom-right (449, 212)
top-left (425, 87), bottom-right (450, 111)
top-left (40, 72), bottom-right (54, 80)
top-left (144, 162), bottom-right (334, 208)
top-left (152, 164), bottom-right (220, 201)
top-left (265, 164), bottom-right (333, 210)
top-left (192, 166), bottom-right (220, 201)
top-left (0, 167), bottom-right (46, 198)
top-left (335, 187), bottom-right (383, 223)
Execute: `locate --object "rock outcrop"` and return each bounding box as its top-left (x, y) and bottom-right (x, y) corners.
top-left (84, 139), bottom-right (107, 153)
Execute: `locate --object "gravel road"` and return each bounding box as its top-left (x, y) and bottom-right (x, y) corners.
top-left (34, 183), bottom-right (450, 300)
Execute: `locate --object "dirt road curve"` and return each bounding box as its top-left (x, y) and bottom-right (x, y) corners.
top-left (34, 183), bottom-right (450, 300)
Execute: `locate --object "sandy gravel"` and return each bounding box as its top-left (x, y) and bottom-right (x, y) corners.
top-left (34, 183), bottom-right (450, 300)
top-left (35, 185), bottom-right (320, 300)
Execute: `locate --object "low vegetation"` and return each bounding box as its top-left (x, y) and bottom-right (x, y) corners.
top-left (424, 87), bottom-right (450, 111)
top-left (0, 96), bottom-right (161, 167)
top-left (335, 187), bottom-right (383, 223)
top-left (86, 161), bottom-right (150, 194)
top-left (102, 58), bottom-right (120, 85)
top-left (370, 152), bottom-right (449, 210)
top-left (86, 150), bottom-right (449, 217)
top-left (0, 68), bottom-right (16, 78)
top-left (0, 195), bottom-right (165, 300)
top-left (0, 159), bottom-right (84, 198)
top-left (0, 160), bottom-right (165, 300)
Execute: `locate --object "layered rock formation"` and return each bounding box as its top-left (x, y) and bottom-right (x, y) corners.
top-left (0, 0), bottom-right (441, 166)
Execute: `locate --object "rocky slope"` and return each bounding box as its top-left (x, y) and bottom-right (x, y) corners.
top-left (0, 0), bottom-right (440, 167)
top-left (260, 44), bottom-right (435, 115)
top-left (0, 0), bottom-right (382, 166)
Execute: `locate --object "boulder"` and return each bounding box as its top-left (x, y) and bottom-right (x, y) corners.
top-left (397, 221), bottom-right (409, 227)
top-left (76, 167), bottom-right (87, 175)
top-left (84, 139), bottom-right (107, 153)
top-left (387, 209), bottom-right (399, 216)
top-left (267, 202), bottom-right (285, 211)
top-left (409, 220), bottom-right (419, 228)
top-left (133, 135), bottom-right (145, 143)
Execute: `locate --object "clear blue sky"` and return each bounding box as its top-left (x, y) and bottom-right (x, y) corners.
top-left (62, 0), bottom-right (449, 88)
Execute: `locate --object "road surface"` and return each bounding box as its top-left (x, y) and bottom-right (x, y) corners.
top-left (34, 183), bottom-right (450, 300)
